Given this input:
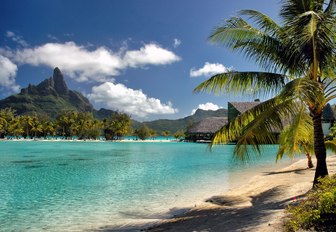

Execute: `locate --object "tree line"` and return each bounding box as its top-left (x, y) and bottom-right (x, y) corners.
top-left (0, 108), bottom-right (185, 140)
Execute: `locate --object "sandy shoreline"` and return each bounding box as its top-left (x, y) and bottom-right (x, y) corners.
top-left (141, 156), bottom-right (336, 232)
top-left (98, 155), bottom-right (336, 232)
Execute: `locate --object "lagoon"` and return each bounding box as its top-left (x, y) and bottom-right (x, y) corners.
top-left (0, 141), bottom-right (292, 231)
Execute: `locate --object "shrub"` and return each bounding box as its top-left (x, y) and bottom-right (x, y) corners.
top-left (284, 174), bottom-right (336, 231)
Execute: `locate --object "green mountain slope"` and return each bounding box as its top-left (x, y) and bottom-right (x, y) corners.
top-left (0, 68), bottom-right (94, 117)
top-left (134, 108), bottom-right (228, 134)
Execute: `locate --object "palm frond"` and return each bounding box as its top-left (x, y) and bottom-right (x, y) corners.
top-left (211, 96), bottom-right (298, 160)
top-left (276, 106), bottom-right (314, 161)
top-left (193, 71), bottom-right (287, 97)
top-left (279, 77), bottom-right (326, 109)
top-left (325, 140), bottom-right (336, 153)
top-left (208, 15), bottom-right (289, 73)
top-left (209, 76), bottom-right (325, 161)
top-left (239, 10), bottom-right (281, 36)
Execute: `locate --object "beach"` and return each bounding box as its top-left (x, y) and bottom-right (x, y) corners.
top-left (138, 156), bottom-right (336, 232)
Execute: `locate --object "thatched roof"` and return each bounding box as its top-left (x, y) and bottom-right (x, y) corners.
top-left (229, 101), bottom-right (261, 114)
top-left (187, 117), bottom-right (228, 134)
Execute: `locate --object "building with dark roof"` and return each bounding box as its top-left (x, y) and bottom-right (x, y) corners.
top-left (228, 101), bottom-right (261, 122)
top-left (186, 101), bottom-right (335, 143)
top-left (185, 117), bottom-right (228, 142)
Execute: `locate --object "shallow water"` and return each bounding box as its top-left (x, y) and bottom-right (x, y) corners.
top-left (0, 141), bottom-right (291, 231)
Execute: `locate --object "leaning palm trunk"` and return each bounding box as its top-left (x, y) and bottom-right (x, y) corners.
top-left (306, 152), bottom-right (314, 169)
top-left (312, 113), bottom-right (328, 185)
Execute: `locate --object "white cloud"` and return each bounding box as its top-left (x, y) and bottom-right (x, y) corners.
top-left (0, 55), bottom-right (20, 92)
top-left (173, 38), bottom-right (181, 48)
top-left (87, 82), bottom-right (178, 118)
top-left (190, 62), bottom-right (232, 77)
top-left (124, 43), bottom-right (181, 67)
top-left (6, 31), bottom-right (29, 47)
top-left (4, 42), bottom-right (180, 82)
top-left (191, 102), bottom-right (222, 115)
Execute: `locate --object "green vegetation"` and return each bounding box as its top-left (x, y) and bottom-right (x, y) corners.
top-left (134, 124), bottom-right (151, 140)
top-left (103, 112), bottom-right (131, 140)
top-left (133, 108), bottom-right (228, 134)
top-left (195, 0), bottom-right (336, 186)
top-left (173, 130), bottom-right (185, 140)
top-left (161, 130), bottom-right (171, 139)
top-left (276, 106), bottom-right (315, 168)
top-left (0, 108), bottom-right (131, 140)
top-left (285, 174), bottom-right (336, 231)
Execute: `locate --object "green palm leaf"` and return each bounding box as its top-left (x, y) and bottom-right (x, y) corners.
top-left (193, 72), bottom-right (287, 97)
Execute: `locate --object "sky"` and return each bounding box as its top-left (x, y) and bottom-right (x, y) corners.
top-left (0, 0), bottom-right (281, 121)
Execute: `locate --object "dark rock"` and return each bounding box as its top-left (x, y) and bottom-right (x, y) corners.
top-left (52, 67), bottom-right (68, 95)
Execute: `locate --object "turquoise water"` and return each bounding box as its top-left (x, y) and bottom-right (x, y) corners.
top-left (0, 141), bottom-right (290, 231)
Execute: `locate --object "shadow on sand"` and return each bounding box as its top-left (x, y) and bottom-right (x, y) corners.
top-left (94, 185), bottom-right (310, 232)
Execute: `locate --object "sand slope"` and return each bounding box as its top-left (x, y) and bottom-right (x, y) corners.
top-left (145, 156), bottom-right (336, 232)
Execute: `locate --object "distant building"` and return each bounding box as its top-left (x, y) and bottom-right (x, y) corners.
top-left (228, 100), bottom-right (261, 122)
top-left (185, 117), bottom-right (228, 142)
top-left (229, 101), bottom-right (335, 136)
top-left (186, 101), bottom-right (335, 143)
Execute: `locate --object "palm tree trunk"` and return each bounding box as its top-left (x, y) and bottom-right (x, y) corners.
top-left (306, 152), bottom-right (314, 168)
top-left (312, 113), bottom-right (328, 186)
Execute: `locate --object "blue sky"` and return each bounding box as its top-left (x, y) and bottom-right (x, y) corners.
top-left (0, 0), bottom-right (280, 120)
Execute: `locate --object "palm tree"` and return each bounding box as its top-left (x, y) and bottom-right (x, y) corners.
top-left (194, 0), bottom-right (336, 186)
top-left (162, 130), bottom-right (171, 139)
top-left (276, 106), bottom-right (315, 168)
top-left (0, 108), bottom-right (15, 137)
top-left (30, 116), bottom-right (43, 138)
top-left (21, 115), bottom-right (33, 138)
top-left (7, 116), bottom-right (24, 137)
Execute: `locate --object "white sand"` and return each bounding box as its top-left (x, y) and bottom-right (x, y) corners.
top-left (144, 156), bottom-right (336, 232)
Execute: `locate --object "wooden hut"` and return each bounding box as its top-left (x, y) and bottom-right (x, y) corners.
top-left (228, 101), bottom-right (261, 122)
top-left (186, 117), bottom-right (228, 142)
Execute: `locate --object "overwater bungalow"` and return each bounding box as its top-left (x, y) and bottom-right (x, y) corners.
top-left (185, 117), bottom-right (227, 142)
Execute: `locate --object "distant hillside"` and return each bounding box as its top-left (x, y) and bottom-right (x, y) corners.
top-left (0, 67), bottom-right (228, 132)
top-left (134, 108), bottom-right (228, 134)
top-left (0, 68), bottom-right (120, 119)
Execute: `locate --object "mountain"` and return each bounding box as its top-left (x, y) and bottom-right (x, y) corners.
top-left (0, 67), bottom-right (227, 132)
top-left (0, 67), bottom-right (95, 117)
top-left (134, 108), bottom-right (228, 134)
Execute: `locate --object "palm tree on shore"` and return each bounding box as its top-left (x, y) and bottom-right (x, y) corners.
top-left (194, 0), bottom-right (336, 186)
top-left (276, 106), bottom-right (314, 168)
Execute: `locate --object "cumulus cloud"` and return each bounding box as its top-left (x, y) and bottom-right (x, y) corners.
top-left (4, 41), bottom-right (180, 82)
top-left (6, 31), bottom-right (29, 47)
top-left (191, 102), bottom-right (222, 115)
top-left (190, 62), bottom-right (232, 77)
top-left (87, 82), bottom-right (178, 118)
top-left (173, 38), bottom-right (181, 48)
top-left (0, 55), bottom-right (20, 92)
top-left (11, 42), bottom-right (123, 82)
top-left (124, 43), bottom-right (181, 67)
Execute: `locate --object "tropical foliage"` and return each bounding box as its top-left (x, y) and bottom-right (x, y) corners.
top-left (284, 174), bottom-right (336, 231)
top-left (134, 123), bottom-right (151, 140)
top-left (103, 112), bottom-right (131, 140)
top-left (276, 106), bottom-right (315, 168)
top-left (194, 0), bottom-right (336, 185)
top-left (0, 108), bottom-right (131, 140)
